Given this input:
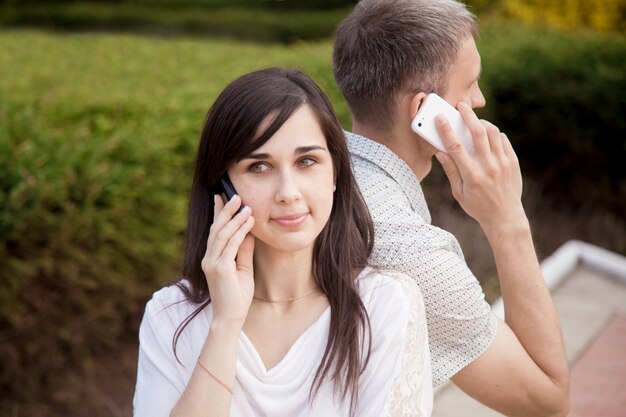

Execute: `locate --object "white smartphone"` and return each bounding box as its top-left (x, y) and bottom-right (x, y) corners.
top-left (411, 93), bottom-right (474, 155)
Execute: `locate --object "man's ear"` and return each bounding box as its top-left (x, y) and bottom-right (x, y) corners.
top-left (409, 92), bottom-right (428, 118)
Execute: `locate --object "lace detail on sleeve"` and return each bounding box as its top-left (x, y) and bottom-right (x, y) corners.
top-left (384, 272), bottom-right (433, 417)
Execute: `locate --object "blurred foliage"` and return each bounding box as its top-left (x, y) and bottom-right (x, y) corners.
top-left (1, 0), bottom-right (356, 6)
top-left (2, 0), bottom-right (624, 41)
top-left (0, 30), bottom-right (342, 406)
top-left (497, 0), bottom-right (626, 33)
top-left (463, 0), bottom-right (502, 14)
top-left (261, 0), bottom-right (358, 10)
top-left (0, 2), bottom-right (353, 43)
top-left (0, 100), bottom-right (183, 397)
top-left (478, 23), bottom-right (626, 211)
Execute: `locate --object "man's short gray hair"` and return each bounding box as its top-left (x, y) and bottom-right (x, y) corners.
top-left (333, 0), bottom-right (478, 129)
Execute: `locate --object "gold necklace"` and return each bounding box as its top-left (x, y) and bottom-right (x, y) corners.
top-left (253, 287), bottom-right (318, 303)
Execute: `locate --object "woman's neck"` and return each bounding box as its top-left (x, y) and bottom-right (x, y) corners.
top-left (251, 242), bottom-right (317, 302)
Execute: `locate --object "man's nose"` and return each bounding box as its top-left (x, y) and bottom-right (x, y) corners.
top-left (472, 88), bottom-right (486, 109)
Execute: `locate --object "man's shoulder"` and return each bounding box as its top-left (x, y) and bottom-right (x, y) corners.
top-left (346, 131), bottom-right (431, 221)
top-left (347, 131), bottom-right (398, 170)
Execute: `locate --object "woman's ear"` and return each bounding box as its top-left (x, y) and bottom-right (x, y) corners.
top-left (409, 92), bottom-right (428, 118)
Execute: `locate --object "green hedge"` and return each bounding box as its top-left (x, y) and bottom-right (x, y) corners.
top-left (478, 23), bottom-right (626, 210)
top-left (0, 2), bottom-right (353, 43)
top-left (0, 100), bottom-right (186, 399)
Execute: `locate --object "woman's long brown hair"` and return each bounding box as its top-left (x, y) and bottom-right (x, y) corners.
top-left (173, 67), bottom-right (375, 413)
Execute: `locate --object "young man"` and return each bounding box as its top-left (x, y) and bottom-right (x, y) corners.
top-left (333, 0), bottom-right (570, 415)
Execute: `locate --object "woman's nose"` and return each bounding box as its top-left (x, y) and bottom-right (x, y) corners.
top-left (274, 171), bottom-right (302, 204)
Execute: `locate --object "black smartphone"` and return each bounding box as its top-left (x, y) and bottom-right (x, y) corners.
top-left (219, 174), bottom-right (245, 214)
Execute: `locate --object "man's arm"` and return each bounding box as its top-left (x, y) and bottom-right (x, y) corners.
top-left (436, 103), bottom-right (570, 417)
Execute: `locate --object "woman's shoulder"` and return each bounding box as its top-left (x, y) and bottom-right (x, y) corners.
top-left (356, 268), bottom-right (425, 316)
top-left (143, 280), bottom-right (202, 324)
top-left (357, 267), bottom-right (423, 298)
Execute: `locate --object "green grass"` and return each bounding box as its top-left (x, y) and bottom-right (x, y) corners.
top-left (0, 29), bottom-right (348, 138)
top-left (2, 30), bottom-right (336, 101)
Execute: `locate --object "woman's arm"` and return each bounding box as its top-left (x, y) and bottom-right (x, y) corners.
top-left (171, 195), bottom-right (255, 417)
top-left (355, 272), bottom-right (433, 417)
top-left (383, 274), bottom-right (432, 417)
top-left (170, 321), bottom-right (242, 417)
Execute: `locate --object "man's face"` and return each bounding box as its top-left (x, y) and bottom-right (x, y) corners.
top-left (443, 36), bottom-right (486, 110)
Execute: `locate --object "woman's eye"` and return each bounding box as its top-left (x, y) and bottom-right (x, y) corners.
top-left (297, 157), bottom-right (316, 168)
top-left (248, 162), bottom-right (270, 173)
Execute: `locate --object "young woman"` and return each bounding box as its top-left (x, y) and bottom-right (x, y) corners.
top-left (133, 67), bottom-right (432, 417)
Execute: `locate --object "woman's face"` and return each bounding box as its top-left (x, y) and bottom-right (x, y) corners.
top-left (227, 105), bottom-right (335, 255)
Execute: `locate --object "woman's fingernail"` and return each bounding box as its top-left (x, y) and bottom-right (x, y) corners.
top-left (436, 115), bottom-right (445, 124)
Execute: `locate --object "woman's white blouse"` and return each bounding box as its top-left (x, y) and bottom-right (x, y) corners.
top-left (133, 269), bottom-right (432, 416)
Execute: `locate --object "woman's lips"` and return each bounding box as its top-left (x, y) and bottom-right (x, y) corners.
top-left (271, 213), bottom-right (309, 227)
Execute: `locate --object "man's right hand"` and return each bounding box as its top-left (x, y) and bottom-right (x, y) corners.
top-left (434, 102), bottom-right (527, 234)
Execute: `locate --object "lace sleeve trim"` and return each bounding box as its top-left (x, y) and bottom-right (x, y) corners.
top-left (383, 272), bottom-right (431, 417)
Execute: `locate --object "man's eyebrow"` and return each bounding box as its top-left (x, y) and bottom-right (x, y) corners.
top-left (244, 145), bottom-right (327, 160)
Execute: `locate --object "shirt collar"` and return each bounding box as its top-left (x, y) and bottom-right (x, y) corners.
top-left (346, 131), bottom-right (431, 223)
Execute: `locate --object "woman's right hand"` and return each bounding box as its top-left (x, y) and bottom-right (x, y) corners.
top-left (201, 195), bottom-right (255, 327)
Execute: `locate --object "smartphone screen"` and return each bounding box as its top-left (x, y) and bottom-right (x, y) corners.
top-left (411, 93), bottom-right (474, 155)
top-left (220, 175), bottom-right (245, 214)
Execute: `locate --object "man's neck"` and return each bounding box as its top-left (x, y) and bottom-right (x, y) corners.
top-left (352, 120), bottom-right (433, 182)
